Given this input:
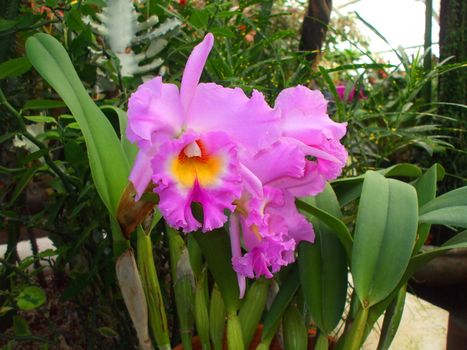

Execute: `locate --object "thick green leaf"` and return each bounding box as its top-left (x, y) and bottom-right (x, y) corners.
top-left (26, 33), bottom-right (129, 216)
top-left (352, 171), bottom-right (418, 307)
top-left (364, 229), bottom-right (467, 343)
top-left (406, 230), bottom-right (467, 278)
top-left (419, 207), bottom-right (467, 227)
top-left (414, 164), bottom-right (444, 207)
top-left (298, 185), bottom-right (348, 334)
top-left (333, 163), bottom-right (422, 206)
top-left (194, 228), bottom-right (240, 313)
top-left (419, 186), bottom-right (467, 214)
top-left (378, 163), bottom-right (422, 178)
top-left (296, 199), bottom-right (353, 258)
top-left (413, 164), bottom-right (443, 253)
top-left (283, 304), bottom-right (308, 350)
top-left (0, 57), bottom-right (31, 80)
top-left (100, 105), bottom-right (137, 166)
top-left (419, 186), bottom-right (467, 227)
top-left (366, 229), bottom-right (467, 336)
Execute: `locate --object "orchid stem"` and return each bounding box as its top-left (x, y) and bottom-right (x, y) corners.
top-left (226, 312), bottom-right (245, 350)
top-left (136, 226), bottom-right (170, 349)
top-left (342, 305), bottom-right (369, 350)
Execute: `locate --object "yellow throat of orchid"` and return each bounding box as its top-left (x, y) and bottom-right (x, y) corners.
top-left (171, 140), bottom-right (223, 188)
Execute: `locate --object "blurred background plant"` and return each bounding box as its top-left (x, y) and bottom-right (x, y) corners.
top-left (0, 0), bottom-right (465, 348)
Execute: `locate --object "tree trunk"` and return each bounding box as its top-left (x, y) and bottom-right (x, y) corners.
top-left (438, 0), bottom-right (466, 118)
top-left (437, 0), bottom-right (466, 189)
top-left (299, 0), bottom-right (333, 63)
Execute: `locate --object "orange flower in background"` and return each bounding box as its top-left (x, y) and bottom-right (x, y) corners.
top-left (244, 29), bottom-right (256, 43)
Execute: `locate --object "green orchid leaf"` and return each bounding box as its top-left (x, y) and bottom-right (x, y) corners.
top-left (420, 186), bottom-right (467, 214)
top-left (366, 229), bottom-right (467, 335)
top-left (376, 284), bottom-right (407, 350)
top-left (298, 184), bottom-right (348, 334)
top-left (413, 164), bottom-right (444, 253)
top-left (239, 278), bottom-right (269, 347)
top-left (333, 163), bottom-right (422, 206)
top-left (194, 228), bottom-right (240, 313)
top-left (262, 265), bottom-right (300, 342)
top-left (352, 171), bottom-right (418, 307)
top-left (25, 33), bottom-right (129, 216)
top-left (296, 198), bottom-right (353, 259)
top-left (282, 304), bottom-right (308, 350)
top-left (100, 105), bottom-right (138, 166)
top-left (419, 186), bottom-right (467, 228)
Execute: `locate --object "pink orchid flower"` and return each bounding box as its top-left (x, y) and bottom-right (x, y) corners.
top-left (336, 84), bottom-right (366, 102)
top-left (126, 34), bottom-right (280, 232)
top-left (229, 87), bottom-right (347, 296)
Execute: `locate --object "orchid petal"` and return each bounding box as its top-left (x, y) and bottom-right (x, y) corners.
top-left (127, 77), bottom-right (183, 147)
top-left (129, 149), bottom-right (155, 200)
top-left (151, 131), bottom-right (242, 232)
top-left (240, 141), bottom-right (305, 186)
top-left (187, 84), bottom-right (280, 152)
top-left (229, 214), bottom-right (246, 298)
top-left (180, 33), bottom-right (214, 113)
top-left (276, 85), bottom-right (347, 141)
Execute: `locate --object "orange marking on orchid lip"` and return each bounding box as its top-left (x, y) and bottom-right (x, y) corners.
top-left (250, 224), bottom-right (262, 241)
top-left (171, 140), bottom-right (223, 188)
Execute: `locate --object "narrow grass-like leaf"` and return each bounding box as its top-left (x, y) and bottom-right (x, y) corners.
top-left (23, 99), bottom-right (67, 110)
top-left (8, 166), bottom-right (40, 206)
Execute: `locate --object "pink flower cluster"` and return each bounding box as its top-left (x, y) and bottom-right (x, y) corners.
top-left (126, 34), bottom-right (347, 295)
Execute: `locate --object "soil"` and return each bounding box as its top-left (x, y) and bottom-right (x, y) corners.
top-left (0, 273), bottom-right (115, 350)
